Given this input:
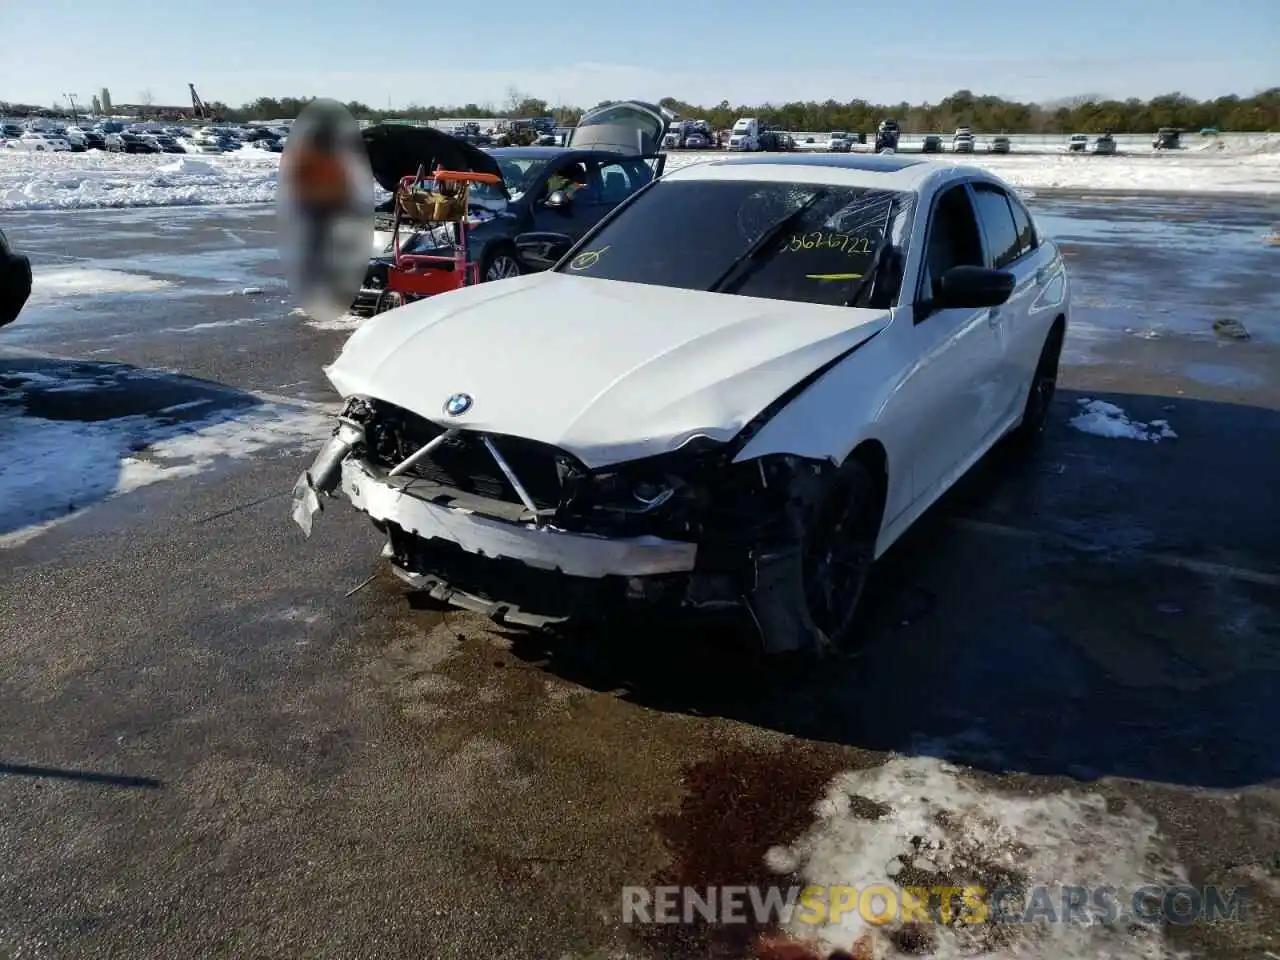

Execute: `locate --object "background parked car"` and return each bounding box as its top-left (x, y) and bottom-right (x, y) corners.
top-left (1153, 127), bottom-right (1182, 149)
top-left (988, 135), bottom-right (1011, 154)
top-left (952, 132), bottom-right (975, 153)
top-left (875, 119), bottom-right (901, 152)
top-left (82, 129), bottom-right (107, 150)
top-left (1067, 134), bottom-right (1090, 153)
top-left (1094, 132), bottom-right (1117, 155)
top-left (61, 128), bottom-right (89, 152)
top-left (107, 132), bottom-right (160, 154)
top-left (16, 132), bottom-right (71, 152)
top-left (143, 133), bottom-right (186, 154)
top-left (827, 131), bottom-right (853, 153)
top-left (921, 134), bottom-right (943, 153)
top-left (355, 105), bottom-right (671, 315)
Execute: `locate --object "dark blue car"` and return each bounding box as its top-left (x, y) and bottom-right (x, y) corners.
top-left (353, 102), bottom-right (671, 315)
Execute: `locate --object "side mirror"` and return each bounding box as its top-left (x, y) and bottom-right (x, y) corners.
top-left (544, 189), bottom-right (570, 210)
top-left (935, 265), bottom-right (1015, 309)
top-left (514, 231), bottom-right (574, 270)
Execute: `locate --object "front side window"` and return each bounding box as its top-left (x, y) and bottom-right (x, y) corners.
top-left (970, 184), bottom-right (1021, 269)
top-left (559, 180), bottom-right (916, 309)
top-left (917, 184), bottom-right (984, 311)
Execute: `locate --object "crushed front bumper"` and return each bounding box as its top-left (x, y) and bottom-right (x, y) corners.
top-left (338, 458), bottom-right (697, 579)
top-left (291, 426), bottom-right (700, 622)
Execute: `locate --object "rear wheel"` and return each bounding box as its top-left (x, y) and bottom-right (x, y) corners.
top-left (749, 458), bottom-right (883, 658)
top-left (375, 290), bottom-right (404, 314)
top-left (1009, 322), bottom-right (1064, 444)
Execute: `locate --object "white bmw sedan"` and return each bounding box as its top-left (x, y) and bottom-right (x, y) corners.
top-left (293, 152), bottom-right (1071, 656)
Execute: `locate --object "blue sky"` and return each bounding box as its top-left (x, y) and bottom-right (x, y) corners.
top-left (6, 0), bottom-right (1277, 110)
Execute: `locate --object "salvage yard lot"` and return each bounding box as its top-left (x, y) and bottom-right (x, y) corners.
top-left (1, 189), bottom-right (1278, 959)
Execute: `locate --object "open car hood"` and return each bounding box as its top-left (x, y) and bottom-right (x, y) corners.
top-left (325, 272), bottom-right (890, 469)
top-left (567, 100), bottom-right (673, 156)
top-left (361, 124), bottom-right (506, 196)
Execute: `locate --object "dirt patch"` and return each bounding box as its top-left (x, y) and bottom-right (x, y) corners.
top-left (629, 740), bottom-right (856, 959)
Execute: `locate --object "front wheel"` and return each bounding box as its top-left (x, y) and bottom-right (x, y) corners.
top-left (480, 245), bottom-right (523, 282)
top-left (748, 458), bottom-right (883, 658)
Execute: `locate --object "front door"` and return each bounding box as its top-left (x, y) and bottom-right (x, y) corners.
top-left (895, 183), bottom-right (1007, 502)
top-left (530, 157), bottom-right (652, 241)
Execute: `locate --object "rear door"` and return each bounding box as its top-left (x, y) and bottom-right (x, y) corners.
top-left (968, 181), bottom-right (1047, 426)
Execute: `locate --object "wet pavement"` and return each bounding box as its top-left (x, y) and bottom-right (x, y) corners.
top-left (0, 195), bottom-right (1277, 959)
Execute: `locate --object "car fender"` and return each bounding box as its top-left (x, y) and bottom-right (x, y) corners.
top-left (731, 312), bottom-right (903, 476)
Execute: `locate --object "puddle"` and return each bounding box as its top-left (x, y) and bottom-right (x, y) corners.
top-left (1033, 210), bottom-right (1262, 257)
top-left (90, 247), bottom-right (277, 282)
top-left (1182, 362), bottom-right (1265, 389)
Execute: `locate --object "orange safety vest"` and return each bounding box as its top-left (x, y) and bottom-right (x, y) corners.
top-left (287, 145), bottom-right (350, 208)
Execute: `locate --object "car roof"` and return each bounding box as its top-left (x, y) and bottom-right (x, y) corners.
top-left (662, 152), bottom-right (945, 191)
top-left (487, 146), bottom-right (575, 158)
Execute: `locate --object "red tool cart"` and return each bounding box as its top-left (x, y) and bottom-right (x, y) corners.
top-left (379, 165), bottom-right (505, 310)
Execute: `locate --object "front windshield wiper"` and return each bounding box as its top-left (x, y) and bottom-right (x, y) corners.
top-left (707, 190), bottom-right (827, 294)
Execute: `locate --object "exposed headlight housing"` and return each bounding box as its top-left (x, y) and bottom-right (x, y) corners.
top-left (556, 436), bottom-right (729, 537)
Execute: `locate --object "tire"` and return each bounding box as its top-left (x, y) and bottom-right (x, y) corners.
top-left (1009, 323), bottom-right (1064, 444)
top-left (748, 458), bottom-right (884, 658)
top-left (480, 244), bottom-right (523, 282)
top-left (375, 290), bottom-right (404, 314)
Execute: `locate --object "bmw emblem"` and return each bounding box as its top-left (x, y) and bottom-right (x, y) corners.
top-left (443, 393), bottom-right (473, 416)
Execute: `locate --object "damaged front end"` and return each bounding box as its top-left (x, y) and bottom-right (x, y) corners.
top-left (292, 396), bottom-right (832, 630)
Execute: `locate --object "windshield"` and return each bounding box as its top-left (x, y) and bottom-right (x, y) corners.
top-left (558, 180), bottom-right (915, 308)
top-left (484, 156), bottom-right (550, 201)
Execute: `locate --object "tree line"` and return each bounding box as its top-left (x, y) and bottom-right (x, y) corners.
top-left (211, 87), bottom-right (1278, 133)
top-left (7, 87), bottom-right (1276, 133)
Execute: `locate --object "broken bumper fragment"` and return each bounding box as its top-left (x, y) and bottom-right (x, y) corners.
top-left (291, 421), bottom-right (365, 537)
top-left (339, 458), bottom-right (697, 579)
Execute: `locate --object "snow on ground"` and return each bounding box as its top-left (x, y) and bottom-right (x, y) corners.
top-left (0, 367), bottom-right (332, 547)
top-left (290, 306), bottom-right (365, 332)
top-left (763, 756), bottom-right (1188, 959)
top-left (0, 149), bottom-right (279, 210)
top-left (28, 267), bottom-right (172, 299)
top-left (1069, 399), bottom-right (1178, 442)
top-left (2, 135), bottom-right (1278, 211)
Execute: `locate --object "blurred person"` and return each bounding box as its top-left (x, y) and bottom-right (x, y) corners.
top-left (276, 99), bottom-right (372, 322)
top-left (282, 112), bottom-right (352, 296)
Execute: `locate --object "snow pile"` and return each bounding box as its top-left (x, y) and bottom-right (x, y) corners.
top-left (1069, 399), bottom-right (1178, 442)
top-left (0, 369), bottom-right (333, 547)
top-left (0, 149), bottom-right (281, 210)
top-left (1188, 133), bottom-right (1280, 155)
top-left (763, 756), bottom-right (1188, 959)
top-left (28, 267), bottom-right (171, 299)
top-left (3, 142), bottom-right (1279, 210)
top-left (291, 306), bottom-right (364, 332)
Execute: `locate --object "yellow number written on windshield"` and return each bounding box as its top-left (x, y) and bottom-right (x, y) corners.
top-left (784, 232), bottom-right (872, 255)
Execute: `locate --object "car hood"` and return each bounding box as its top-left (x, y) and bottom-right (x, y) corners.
top-left (325, 272), bottom-right (890, 469)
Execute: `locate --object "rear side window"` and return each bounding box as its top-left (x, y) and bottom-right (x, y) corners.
top-left (970, 184), bottom-right (1021, 268)
top-left (1008, 197), bottom-right (1039, 259)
